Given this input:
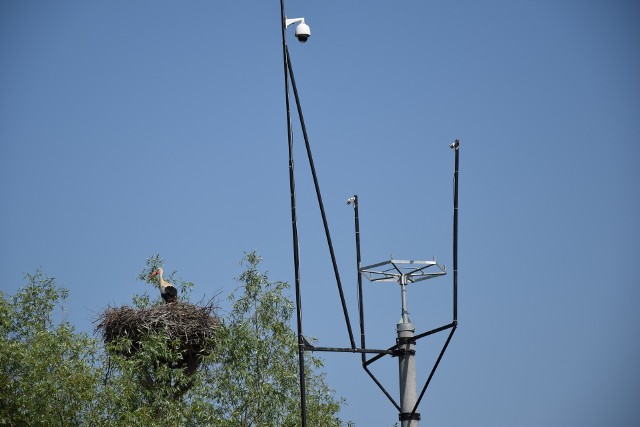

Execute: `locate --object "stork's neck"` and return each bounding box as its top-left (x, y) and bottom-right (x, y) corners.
top-left (156, 268), bottom-right (166, 288)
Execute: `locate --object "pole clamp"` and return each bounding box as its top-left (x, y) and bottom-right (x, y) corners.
top-left (393, 348), bottom-right (416, 357)
top-left (399, 412), bottom-right (421, 421)
top-left (396, 337), bottom-right (416, 346)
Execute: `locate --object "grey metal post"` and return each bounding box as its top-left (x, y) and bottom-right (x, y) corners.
top-left (360, 258), bottom-right (445, 424)
top-left (397, 274), bottom-right (420, 426)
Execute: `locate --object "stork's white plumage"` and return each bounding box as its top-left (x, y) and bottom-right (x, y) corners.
top-left (149, 267), bottom-right (178, 303)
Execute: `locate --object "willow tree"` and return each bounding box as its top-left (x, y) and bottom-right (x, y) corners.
top-left (208, 252), bottom-right (344, 426)
top-left (0, 271), bottom-right (101, 426)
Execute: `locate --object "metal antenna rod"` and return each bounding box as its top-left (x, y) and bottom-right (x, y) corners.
top-left (452, 139), bottom-right (460, 322)
top-left (351, 195), bottom-right (367, 363)
top-left (410, 140), bottom-right (461, 421)
top-left (279, 1), bottom-right (306, 424)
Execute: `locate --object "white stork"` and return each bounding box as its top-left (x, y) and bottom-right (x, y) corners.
top-left (149, 267), bottom-right (178, 303)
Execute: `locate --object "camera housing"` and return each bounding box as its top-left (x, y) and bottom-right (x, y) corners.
top-left (295, 22), bottom-right (311, 43)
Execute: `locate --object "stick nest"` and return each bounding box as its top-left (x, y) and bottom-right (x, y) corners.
top-left (96, 301), bottom-right (220, 374)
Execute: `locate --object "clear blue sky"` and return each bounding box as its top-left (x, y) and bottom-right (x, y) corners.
top-left (1, 1), bottom-right (638, 425)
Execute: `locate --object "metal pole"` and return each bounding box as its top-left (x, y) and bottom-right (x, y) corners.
top-left (408, 141), bottom-right (461, 421)
top-left (451, 139), bottom-right (459, 322)
top-left (279, 1), bottom-right (307, 424)
top-left (398, 275), bottom-right (420, 426)
top-left (352, 195), bottom-right (367, 363)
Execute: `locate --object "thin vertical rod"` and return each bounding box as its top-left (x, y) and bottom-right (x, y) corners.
top-left (286, 50), bottom-right (356, 349)
top-left (400, 275), bottom-right (409, 324)
top-left (279, 2), bottom-right (307, 425)
top-left (452, 140), bottom-right (460, 322)
top-left (353, 195), bottom-right (367, 363)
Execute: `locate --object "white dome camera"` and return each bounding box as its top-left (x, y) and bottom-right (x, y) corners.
top-left (285, 17), bottom-right (311, 43)
top-left (295, 22), bottom-right (310, 42)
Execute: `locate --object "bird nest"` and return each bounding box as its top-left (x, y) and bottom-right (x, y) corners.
top-left (96, 301), bottom-right (220, 375)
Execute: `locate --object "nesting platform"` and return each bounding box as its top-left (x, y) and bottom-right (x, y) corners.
top-left (96, 301), bottom-right (219, 375)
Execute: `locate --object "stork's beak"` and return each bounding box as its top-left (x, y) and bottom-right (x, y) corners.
top-left (149, 270), bottom-right (158, 279)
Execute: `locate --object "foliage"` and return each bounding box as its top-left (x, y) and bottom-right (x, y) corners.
top-left (88, 331), bottom-right (211, 426)
top-left (0, 254), bottom-right (347, 426)
top-left (208, 251), bottom-right (344, 426)
top-left (0, 271), bottom-right (101, 426)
